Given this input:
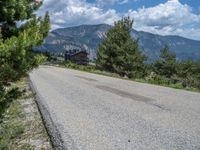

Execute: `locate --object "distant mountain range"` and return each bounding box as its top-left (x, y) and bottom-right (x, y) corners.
top-left (35, 24), bottom-right (200, 61)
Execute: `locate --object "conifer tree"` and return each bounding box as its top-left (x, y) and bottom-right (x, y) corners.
top-left (40, 11), bottom-right (51, 38)
top-left (0, 0), bottom-right (42, 38)
top-left (97, 17), bottom-right (146, 78)
top-left (176, 60), bottom-right (200, 88)
top-left (153, 46), bottom-right (177, 78)
top-left (0, 0), bottom-right (50, 114)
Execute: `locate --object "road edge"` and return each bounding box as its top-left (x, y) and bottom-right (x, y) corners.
top-left (28, 76), bottom-right (67, 150)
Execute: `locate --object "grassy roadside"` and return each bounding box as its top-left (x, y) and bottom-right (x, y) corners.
top-left (0, 78), bottom-right (52, 150)
top-left (56, 62), bottom-right (200, 93)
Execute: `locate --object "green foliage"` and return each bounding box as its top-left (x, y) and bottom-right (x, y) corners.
top-left (63, 61), bottom-right (121, 78)
top-left (148, 47), bottom-right (200, 90)
top-left (40, 11), bottom-right (51, 38)
top-left (176, 60), bottom-right (200, 89)
top-left (0, 0), bottom-right (50, 118)
top-left (0, 123), bottom-right (24, 149)
top-left (0, 0), bottom-right (42, 38)
top-left (64, 61), bottom-right (96, 72)
top-left (94, 17), bottom-right (199, 91)
top-left (97, 17), bottom-right (146, 78)
top-left (153, 46), bottom-right (177, 78)
top-left (0, 92), bottom-right (25, 149)
top-left (0, 87), bottom-right (22, 120)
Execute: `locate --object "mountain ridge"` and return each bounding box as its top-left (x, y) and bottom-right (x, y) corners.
top-left (36, 24), bottom-right (200, 61)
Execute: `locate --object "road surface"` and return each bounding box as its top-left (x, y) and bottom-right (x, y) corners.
top-left (29, 65), bottom-right (200, 150)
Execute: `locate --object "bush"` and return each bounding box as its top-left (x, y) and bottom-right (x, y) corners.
top-left (145, 72), bottom-right (171, 85)
top-left (64, 61), bottom-right (96, 72)
top-left (0, 88), bottom-right (22, 120)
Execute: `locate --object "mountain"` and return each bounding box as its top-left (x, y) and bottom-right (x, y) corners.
top-left (35, 24), bottom-right (200, 61)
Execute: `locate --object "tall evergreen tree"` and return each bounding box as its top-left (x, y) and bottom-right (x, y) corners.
top-left (0, 0), bottom-right (50, 115)
top-left (97, 17), bottom-right (146, 78)
top-left (40, 11), bottom-right (51, 38)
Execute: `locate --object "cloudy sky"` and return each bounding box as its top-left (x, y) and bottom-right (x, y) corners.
top-left (37, 0), bottom-right (200, 40)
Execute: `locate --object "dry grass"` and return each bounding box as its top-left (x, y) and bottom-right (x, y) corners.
top-left (0, 78), bottom-right (53, 150)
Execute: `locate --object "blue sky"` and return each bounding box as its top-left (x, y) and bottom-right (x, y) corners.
top-left (98, 0), bottom-right (167, 12)
top-left (87, 0), bottom-right (200, 13)
top-left (37, 0), bottom-right (200, 40)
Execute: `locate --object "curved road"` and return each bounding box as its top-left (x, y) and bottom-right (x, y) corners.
top-left (30, 65), bottom-right (200, 150)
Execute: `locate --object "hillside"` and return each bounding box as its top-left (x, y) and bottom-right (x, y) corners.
top-left (35, 24), bottom-right (200, 61)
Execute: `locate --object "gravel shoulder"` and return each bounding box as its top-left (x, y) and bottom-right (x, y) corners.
top-left (30, 65), bottom-right (200, 150)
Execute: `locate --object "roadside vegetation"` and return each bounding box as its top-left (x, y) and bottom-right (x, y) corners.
top-left (0, 78), bottom-right (52, 150)
top-left (0, 0), bottom-right (51, 147)
top-left (63, 17), bottom-right (200, 92)
top-left (0, 0), bottom-right (50, 119)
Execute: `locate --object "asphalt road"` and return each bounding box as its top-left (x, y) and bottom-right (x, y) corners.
top-left (29, 65), bottom-right (200, 150)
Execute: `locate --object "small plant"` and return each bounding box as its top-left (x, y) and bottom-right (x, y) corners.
top-left (0, 87), bottom-right (22, 120)
top-left (0, 121), bottom-right (25, 149)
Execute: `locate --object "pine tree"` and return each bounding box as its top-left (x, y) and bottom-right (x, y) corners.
top-left (40, 11), bottom-right (51, 38)
top-left (97, 17), bottom-right (146, 78)
top-left (0, 0), bottom-right (50, 115)
top-left (0, 0), bottom-right (42, 39)
top-left (153, 46), bottom-right (177, 78)
top-left (176, 60), bottom-right (200, 88)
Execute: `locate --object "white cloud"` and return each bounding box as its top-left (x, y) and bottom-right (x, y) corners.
top-left (37, 0), bottom-right (200, 40)
top-left (126, 0), bottom-right (200, 40)
top-left (37, 0), bottom-right (120, 29)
